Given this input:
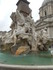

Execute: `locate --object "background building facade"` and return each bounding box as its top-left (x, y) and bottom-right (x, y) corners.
top-left (35, 0), bottom-right (53, 40)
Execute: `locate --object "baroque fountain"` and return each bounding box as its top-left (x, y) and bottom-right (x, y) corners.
top-left (0, 0), bottom-right (53, 70)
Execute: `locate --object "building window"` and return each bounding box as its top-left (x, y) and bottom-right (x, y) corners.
top-left (45, 11), bottom-right (47, 16)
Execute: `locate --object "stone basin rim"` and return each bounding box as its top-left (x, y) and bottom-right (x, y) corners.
top-left (0, 64), bottom-right (53, 69)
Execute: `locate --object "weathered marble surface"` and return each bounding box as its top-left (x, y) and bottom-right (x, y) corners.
top-left (0, 0), bottom-right (52, 55)
top-left (0, 10), bottom-right (49, 54)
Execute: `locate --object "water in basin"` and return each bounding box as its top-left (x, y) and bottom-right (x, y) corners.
top-left (0, 51), bottom-right (53, 65)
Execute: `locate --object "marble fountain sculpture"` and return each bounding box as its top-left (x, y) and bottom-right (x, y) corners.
top-left (0, 0), bottom-right (50, 55)
top-left (0, 10), bottom-right (51, 70)
top-left (0, 4), bottom-right (49, 54)
top-left (1, 10), bottom-right (49, 55)
top-left (0, 0), bottom-right (53, 70)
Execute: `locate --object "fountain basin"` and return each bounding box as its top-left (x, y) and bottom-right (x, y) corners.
top-left (0, 51), bottom-right (53, 70)
top-left (0, 64), bottom-right (53, 70)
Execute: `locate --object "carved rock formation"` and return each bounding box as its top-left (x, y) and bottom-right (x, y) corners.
top-left (0, 0), bottom-right (50, 55)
